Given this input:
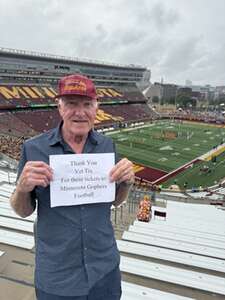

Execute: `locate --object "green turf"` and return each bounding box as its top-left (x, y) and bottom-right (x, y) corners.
top-left (163, 151), bottom-right (225, 189)
top-left (108, 121), bottom-right (225, 187)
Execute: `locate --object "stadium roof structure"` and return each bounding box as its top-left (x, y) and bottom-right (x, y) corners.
top-left (0, 47), bottom-right (147, 70)
top-left (0, 47), bottom-right (151, 88)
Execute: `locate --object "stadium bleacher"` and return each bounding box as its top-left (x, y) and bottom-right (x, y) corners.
top-left (119, 201), bottom-right (225, 300)
top-left (97, 84), bottom-right (148, 103)
top-left (0, 83), bottom-right (148, 107)
top-left (0, 84), bottom-right (57, 107)
top-left (0, 104), bottom-right (156, 161)
top-left (0, 111), bottom-right (37, 136)
top-left (162, 109), bottom-right (225, 125)
top-left (0, 80), bottom-right (157, 163)
top-left (2, 169), bottom-right (224, 299)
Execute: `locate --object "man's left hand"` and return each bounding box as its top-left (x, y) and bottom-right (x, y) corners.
top-left (109, 158), bottom-right (134, 185)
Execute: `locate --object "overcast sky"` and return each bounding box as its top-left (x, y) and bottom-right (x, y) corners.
top-left (0, 0), bottom-right (224, 86)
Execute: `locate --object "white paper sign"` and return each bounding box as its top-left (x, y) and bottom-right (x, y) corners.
top-left (50, 153), bottom-right (115, 207)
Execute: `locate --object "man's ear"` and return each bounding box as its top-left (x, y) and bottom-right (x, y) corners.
top-left (57, 98), bottom-right (63, 109)
top-left (57, 99), bottom-right (63, 117)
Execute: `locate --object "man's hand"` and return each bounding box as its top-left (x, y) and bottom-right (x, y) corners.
top-left (109, 158), bottom-right (134, 185)
top-left (17, 161), bottom-right (53, 193)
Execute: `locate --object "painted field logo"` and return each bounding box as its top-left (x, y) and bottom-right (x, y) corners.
top-left (153, 130), bottom-right (177, 140)
top-left (164, 130), bottom-right (177, 140)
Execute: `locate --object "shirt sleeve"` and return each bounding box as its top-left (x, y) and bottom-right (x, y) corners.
top-left (113, 141), bottom-right (120, 164)
top-left (17, 143), bottom-right (37, 209)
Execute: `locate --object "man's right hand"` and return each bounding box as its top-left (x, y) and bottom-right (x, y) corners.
top-left (17, 161), bottom-right (53, 193)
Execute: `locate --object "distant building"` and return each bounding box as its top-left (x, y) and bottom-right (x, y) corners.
top-left (177, 87), bottom-right (192, 97)
top-left (144, 82), bottom-right (161, 101)
top-left (215, 86), bottom-right (225, 101)
top-left (162, 84), bottom-right (178, 101)
top-left (185, 79), bottom-right (192, 87)
top-left (188, 85), bottom-right (216, 101)
top-left (144, 82), bottom-right (178, 104)
top-left (191, 91), bottom-right (201, 100)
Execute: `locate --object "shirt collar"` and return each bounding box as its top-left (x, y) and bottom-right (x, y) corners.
top-left (48, 122), bottom-right (63, 146)
top-left (48, 122), bottom-right (101, 147)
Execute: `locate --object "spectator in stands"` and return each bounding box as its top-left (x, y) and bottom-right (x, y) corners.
top-left (10, 74), bottom-right (134, 300)
top-left (137, 194), bottom-right (152, 222)
top-left (183, 181), bottom-right (188, 189)
top-left (0, 135), bottom-right (24, 160)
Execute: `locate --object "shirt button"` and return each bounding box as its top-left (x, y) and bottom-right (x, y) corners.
top-left (84, 247), bottom-right (87, 251)
top-left (83, 228), bottom-right (87, 232)
top-left (81, 206), bottom-right (84, 210)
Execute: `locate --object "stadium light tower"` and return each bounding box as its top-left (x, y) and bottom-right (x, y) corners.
top-left (175, 87), bottom-right (178, 110)
top-left (159, 77), bottom-right (163, 105)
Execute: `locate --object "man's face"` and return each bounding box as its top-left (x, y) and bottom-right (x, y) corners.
top-left (58, 96), bottom-right (98, 137)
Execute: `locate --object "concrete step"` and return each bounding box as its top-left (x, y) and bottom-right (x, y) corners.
top-left (2, 261), bottom-right (34, 286)
top-left (0, 277), bottom-right (34, 300)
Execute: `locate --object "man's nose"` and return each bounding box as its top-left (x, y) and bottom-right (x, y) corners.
top-left (74, 105), bottom-right (85, 115)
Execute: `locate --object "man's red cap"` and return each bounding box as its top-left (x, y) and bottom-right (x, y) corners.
top-left (55, 74), bottom-right (97, 100)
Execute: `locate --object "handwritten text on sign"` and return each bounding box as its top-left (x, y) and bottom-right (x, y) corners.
top-left (50, 153), bottom-right (115, 207)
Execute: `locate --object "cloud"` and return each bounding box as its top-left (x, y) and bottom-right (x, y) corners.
top-left (150, 2), bottom-right (180, 30)
top-left (0, 0), bottom-right (224, 85)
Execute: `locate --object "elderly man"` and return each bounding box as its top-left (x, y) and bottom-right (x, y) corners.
top-left (10, 74), bottom-right (134, 300)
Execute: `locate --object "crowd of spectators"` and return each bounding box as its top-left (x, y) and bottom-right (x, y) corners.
top-left (97, 84), bottom-right (147, 103)
top-left (15, 109), bottom-right (60, 133)
top-left (0, 111), bottom-right (37, 136)
top-left (161, 109), bottom-right (225, 124)
top-left (99, 103), bottom-right (157, 126)
top-left (0, 135), bottom-right (25, 160)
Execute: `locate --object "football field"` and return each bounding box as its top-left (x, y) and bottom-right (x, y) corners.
top-left (109, 120), bottom-right (225, 188)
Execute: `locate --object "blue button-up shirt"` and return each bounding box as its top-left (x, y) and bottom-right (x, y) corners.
top-left (17, 123), bottom-right (120, 296)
